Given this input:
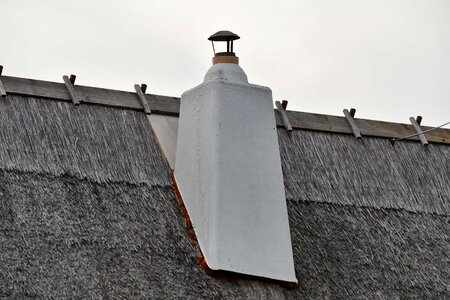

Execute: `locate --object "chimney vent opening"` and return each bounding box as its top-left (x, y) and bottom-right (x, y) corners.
top-left (208, 30), bottom-right (240, 65)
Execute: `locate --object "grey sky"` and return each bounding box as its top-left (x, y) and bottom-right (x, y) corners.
top-left (1, 0), bottom-right (449, 127)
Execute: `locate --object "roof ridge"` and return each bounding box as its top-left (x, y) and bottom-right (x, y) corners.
top-left (1, 75), bottom-right (449, 144)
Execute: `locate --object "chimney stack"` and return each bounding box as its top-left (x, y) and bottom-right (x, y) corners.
top-left (174, 31), bottom-right (297, 283)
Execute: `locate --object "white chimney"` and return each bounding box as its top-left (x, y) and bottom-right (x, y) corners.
top-left (174, 31), bottom-right (297, 283)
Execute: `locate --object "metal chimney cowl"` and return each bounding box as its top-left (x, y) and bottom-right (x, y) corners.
top-left (174, 32), bottom-right (297, 283)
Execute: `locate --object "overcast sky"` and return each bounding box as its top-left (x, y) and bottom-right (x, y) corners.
top-left (1, 0), bottom-right (449, 127)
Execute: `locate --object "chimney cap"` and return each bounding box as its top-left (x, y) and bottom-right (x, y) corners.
top-left (208, 31), bottom-right (240, 42)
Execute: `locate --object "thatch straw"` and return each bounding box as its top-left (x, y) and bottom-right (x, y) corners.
top-left (0, 95), bottom-right (168, 186)
top-left (1, 167), bottom-right (448, 299)
top-left (277, 129), bottom-right (449, 299)
top-left (277, 129), bottom-right (450, 216)
top-left (0, 169), bottom-right (205, 299)
top-left (0, 95), bottom-right (448, 299)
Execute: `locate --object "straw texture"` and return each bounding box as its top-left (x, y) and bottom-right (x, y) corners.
top-left (0, 94), bottom-right (448, 299)
top-left (278, 129), bottom-right (450, 215)
top-left (0, 95), bottom-right (167, 186)
top-left (278, 129), bottom-right (450, 299)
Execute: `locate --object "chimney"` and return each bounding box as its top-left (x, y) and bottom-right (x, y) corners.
top-left (174, 31), bottom-right (297, 283)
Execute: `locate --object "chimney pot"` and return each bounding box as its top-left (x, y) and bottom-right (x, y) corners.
top-left (208, 30), bottom-right (240, 65)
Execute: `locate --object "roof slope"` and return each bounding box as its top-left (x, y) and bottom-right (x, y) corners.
top-left (0, 93), bottom-right (448, 299)
top-left (279, 130), bottom-right (449, 215)
top-left (278, 129), bottom-right (450, 299)
top-left (0, 95), bottom-right (203, 298)
top-left (0, 95), bottom-right (167, 185)
top-left (0, 94), bottom-right (285, 299)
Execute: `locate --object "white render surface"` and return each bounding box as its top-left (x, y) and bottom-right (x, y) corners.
top-left (174, 63), bottom-right (297, 283)
top-left (147, 114), bottom-right (179, 169)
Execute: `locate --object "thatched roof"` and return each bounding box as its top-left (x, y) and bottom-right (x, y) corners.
top-left (278, 130), bottom-right (449, 299)
top-left (0, 79), bottom-right (449, 299)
